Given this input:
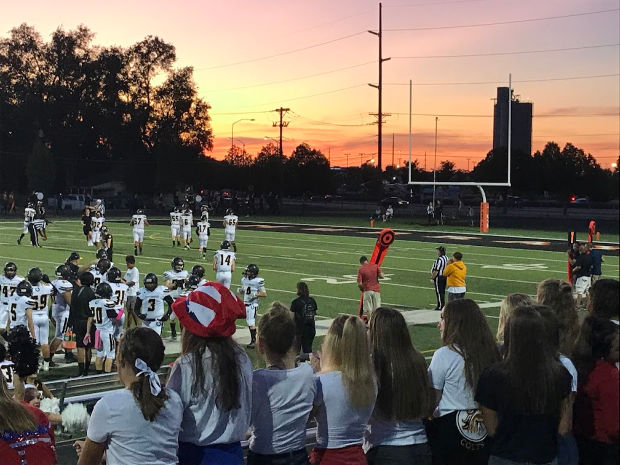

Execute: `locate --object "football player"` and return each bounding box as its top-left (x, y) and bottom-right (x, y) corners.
top-left (49, 265), bottom-right (75, 363)
top-left (239, 264), bottom-right (266, 349)
top-left (130, 209), bottom-right (149, 255)
top-left (135, 273), bottom-right (174, 336)
top-left (213, 240), bottom-right (236, 289)
top-left (88, 282), bottom-right (118, 373)
top-left (223, 208), bottom-right (239, 251)
top-left (91, 211), bottom-right (104, 247)
top-left (105, 267), bottom-right (127, 343)
top-left (31, 200), bottom-right (48, 245)
top-left (0, 262), bottom-right (23, 336)
top-left (170, 207), bottom-right (182, 247)
top-left (164, 257), bottom-right (188, 340)
top-left (191, 264), bottom-right (207, 286)
top-left (200, 204), bottom-right (209, 222)
top-left (17, 202), bottom-right (36, 245)
top-left (7, 281), bottom-right (36, 337)
top-left (27, 267), bottom-right (54, 371)
top-left (101, 225), bottom-right (114, 263)
top-left (180, 207), bottom-right (193, 250)
top-left (196, 214), bottom-right (210, 259)
top-left (91, 258), bottom-right (111, 287)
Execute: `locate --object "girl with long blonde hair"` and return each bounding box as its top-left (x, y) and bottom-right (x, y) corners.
top-left (310, 314), bottom-right (376, 465)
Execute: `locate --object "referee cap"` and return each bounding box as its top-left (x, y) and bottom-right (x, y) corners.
top-left (436, 245), bottom-right (446, 253)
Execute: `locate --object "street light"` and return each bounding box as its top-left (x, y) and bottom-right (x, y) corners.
top-left (231, 118), bottom-right (254, 149)
top-left (433, 117), bottom-right (438, 209)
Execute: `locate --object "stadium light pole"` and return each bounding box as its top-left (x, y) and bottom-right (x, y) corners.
top-left (232, 119), bottom-right (254, 149)
top-left (433, 117), bottom-right (438, 209)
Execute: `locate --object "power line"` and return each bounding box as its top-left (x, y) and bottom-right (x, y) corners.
top-left (290, 111), bottom-right (372, 127)
top-left (388, 112), bottom-right (619, 118)
top-left (385, 8), bottom-right (619, 31)
top-left (195, 31), bottom-right (366, 71)
top-left (391, 43), bottom-right (619, 59)
top-left (384, 73), bottom-right (620, 86)
top-left (203, 61), bottom-right (375, 92)
top-left (385, 0), bottom-right (487, 7)
top-left (239, 84), bottom-right (367, 110)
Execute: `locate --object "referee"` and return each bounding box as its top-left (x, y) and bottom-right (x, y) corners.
top-left (431, 245), bottom-right (448, 310)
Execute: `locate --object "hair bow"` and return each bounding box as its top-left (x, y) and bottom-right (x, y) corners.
top-left (134, 358), bottom-right (161, 396)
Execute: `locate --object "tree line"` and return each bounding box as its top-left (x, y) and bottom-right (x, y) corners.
top-left (0, 24), bottom-right (617, 201)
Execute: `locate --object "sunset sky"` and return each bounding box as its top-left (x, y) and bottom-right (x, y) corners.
top-left (2, 0), bottom-right (618, 170)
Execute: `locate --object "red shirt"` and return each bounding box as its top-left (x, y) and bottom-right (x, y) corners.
top-left (0, 403), bottom-right (57, 465)
top-left (574, 360), bottom-right (619, 444)
top-left (357, 263), bottom-right (381, 292)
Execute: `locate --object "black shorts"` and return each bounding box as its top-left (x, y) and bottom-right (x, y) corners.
top-left (73, 320), bottom-right (95, 348)
top-left (83, 226), bottom-right (91, 236)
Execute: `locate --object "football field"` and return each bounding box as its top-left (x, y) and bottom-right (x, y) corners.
top-left (1, 217), bottom-right (618, 364)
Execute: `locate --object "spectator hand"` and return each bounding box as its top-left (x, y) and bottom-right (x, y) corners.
top-left (82, 333), bottom-right (91, 345)
top-left (73, 440), bottom-right (85, 457)
top-left (310, 351), bottom-right (322, 373)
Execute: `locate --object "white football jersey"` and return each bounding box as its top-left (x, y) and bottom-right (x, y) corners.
top-left (24, 207), bottom-right (36, 224)
top-left (0, 274), bottom-right (24, 307)
top-left (224, 214), bottom-right (238, 233)
top-left (241, 276), bottom-right (265, 304)
top-left (170, 211), bottom-right (181, 226)
top-left (180, 213), bottom-right (193, 228)
top-left (51, 279), bottom-right (73, 312)
top-left (196, 220), bottom-right (210, 237)
top-left (91, 269), bottom-right (107, 287)
top-left (109, 282), bottom-right (129, 311)
top-left (8, 295), bottom-right (36, 329)
top-left (91, 217), bottom-right (104, 231)
top-left (31, 283), bottom-right (53, 316)
top-left (0, 360), bottom-right (15, 390)
top-left (137, 285), bottom-right (170, 320)
top-left (163, 270), bottom-right (188, 299)
top-left (131, 214), bottom-right (147, 231)
top-left (89, 298), bottom-right (117, 332)
top-left (214, 250), bottom-right (235, 272)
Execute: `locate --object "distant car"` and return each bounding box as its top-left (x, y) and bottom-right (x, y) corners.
top-left (61, 194), bottom-right (86, 211)
top-left (570, 197), bottom-right (590, 207)
top-left (380, 196), bottom-right (409, 208)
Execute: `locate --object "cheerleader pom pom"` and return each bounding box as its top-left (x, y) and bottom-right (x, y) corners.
top-left (39, 397), bottom-right (60, 415)
top-left (61, 403), bottom-right (90, 433)
top-left (6, 326), bottom-right (40, 378)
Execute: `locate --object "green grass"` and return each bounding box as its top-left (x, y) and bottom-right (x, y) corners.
top-left (1, 217), bottom-right (618, 377)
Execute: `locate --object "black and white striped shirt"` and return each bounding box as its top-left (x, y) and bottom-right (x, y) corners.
top-left (32, 219), bottom-right (47, 231)
top-left (431, 255), bottom-right (449, 278)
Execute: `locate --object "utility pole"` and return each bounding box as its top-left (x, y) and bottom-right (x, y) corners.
top-left (273, 107), bottom-right (290, 155)
top-left (391, 133), bottom-right (395, 168)
top-left (433, 117), bottom-right (438, 209)
top-left (328, 147), bottom-right (331, 166)
top-left (368, 2), bottom-right (390, 172)
top-left (345, 153), bottom-right (350, 167)
top-left (467, 158), bottom-right (471, 171)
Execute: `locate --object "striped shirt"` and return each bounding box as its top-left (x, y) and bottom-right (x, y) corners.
top-left (431, 255), bottom-right (449, 278)
top-left (32, 219), bottom-right (47, 231)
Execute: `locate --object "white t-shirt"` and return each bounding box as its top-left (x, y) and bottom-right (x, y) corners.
top-left (559, 354), bottom-right (578, 393)
top-left (250, 363), bottom-right (317, 454)
top-left (124, 268), bottom-right (140, 297)
top-left (428, 345), bottom-right (477, 416)
top-left (87, 388), bottom-right (183, 465)
top-left (167, 346), bottom-right (252, 446)
top-left (313, 370), bottom-right (377, 449)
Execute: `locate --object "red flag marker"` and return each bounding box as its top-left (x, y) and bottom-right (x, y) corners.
top-left (359, 228), bottom-right (396, 318)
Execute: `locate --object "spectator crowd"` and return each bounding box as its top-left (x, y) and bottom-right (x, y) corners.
top-left (1, 271), bottom-right (618, 465)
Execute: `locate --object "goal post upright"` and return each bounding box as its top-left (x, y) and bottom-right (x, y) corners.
top-left (407, 74), bottom-right (513, 233)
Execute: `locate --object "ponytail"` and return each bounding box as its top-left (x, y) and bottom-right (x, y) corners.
top-left (130, 374), bottom-right (168, 422)
top-left (119, 327), bottom-right (168, 422)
